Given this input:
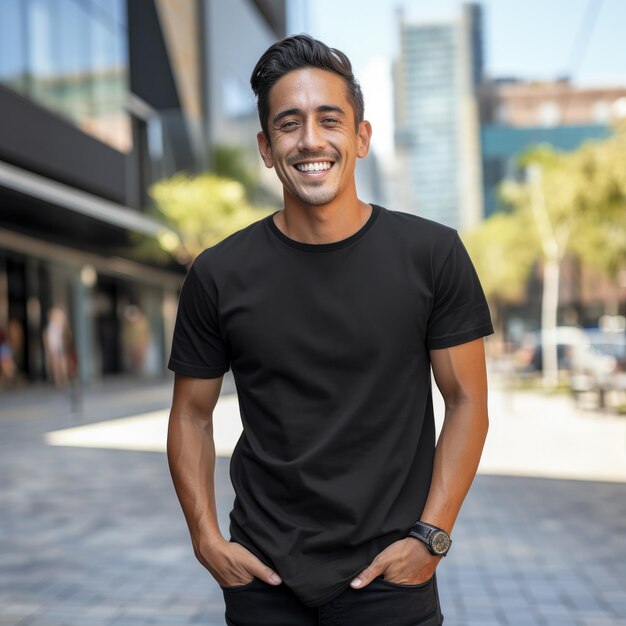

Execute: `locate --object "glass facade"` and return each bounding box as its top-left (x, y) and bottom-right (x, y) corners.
top-left (395, 5), bottom-right (483, 229)
top-left (401, 24), bottom-right (460, 227)
top-left (0, 0), bottom-right (131, 152)
top-left (0, 249), bottom-right (168, 385)
top-left (481, 124), bottom-right (612, 218)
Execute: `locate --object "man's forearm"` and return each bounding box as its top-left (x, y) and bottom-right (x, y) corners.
top-left (167, 412), bottom-right (225, 551)
top-left (349, 396), bottom-right (487, 589)
top-left (167, 377), bottom-right (281, 587)
top-left (419, 397), bottom-right (488, 533)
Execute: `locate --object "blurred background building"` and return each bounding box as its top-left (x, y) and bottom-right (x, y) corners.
top-left (393, 3), bottom-right (484, 230)
top-left (0, 0), bottom-right (286, 388)
top-left (476, 72), bottom-right (626, 340)
top-left (479, 78), bottom-right (626, 218)
top-left (391, 1), bottom-right (626, 226)
top-left (1, 0), bottom-right (624, 396)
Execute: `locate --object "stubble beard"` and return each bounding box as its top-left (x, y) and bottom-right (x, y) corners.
top-left (291, 186), bottom-right (339, 207)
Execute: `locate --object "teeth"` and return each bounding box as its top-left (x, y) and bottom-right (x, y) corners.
top-left (296, 162), bottom-right (332, 172)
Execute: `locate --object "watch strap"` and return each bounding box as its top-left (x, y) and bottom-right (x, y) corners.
top-left (409, 520), bottom-right (441, 539)
top-left (408, 521), bottom-right (451, 556)
top-left (408, 521), bottom-right (432, 541)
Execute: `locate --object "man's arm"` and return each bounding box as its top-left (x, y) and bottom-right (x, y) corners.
top-left (351, 338), bottom-right (489, 588)
top-left (167, 373), bottom-right (282, 587)
top-left (420, 337), bottom-right (489, 533)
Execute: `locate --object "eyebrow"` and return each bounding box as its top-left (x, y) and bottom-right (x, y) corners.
top-left (272, 105), bottom-right (347, 125)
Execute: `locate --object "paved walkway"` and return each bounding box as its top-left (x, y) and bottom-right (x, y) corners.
top-left (1, 376), bottom-right (625, 625)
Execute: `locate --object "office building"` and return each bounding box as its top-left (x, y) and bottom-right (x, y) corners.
top-left (479, 79), bottom-right (626, 217)
top-left (394, 3), bottom-right (484, 229)
top-left (0, 0), bottom-right (285, 387)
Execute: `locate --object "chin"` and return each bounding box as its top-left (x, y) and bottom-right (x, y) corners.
top-left (292, 189), bottom-right (338, 207)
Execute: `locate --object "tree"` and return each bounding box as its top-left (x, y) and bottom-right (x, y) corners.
top-left (497, 125), bottom-right (626, 387)
top-left (212, 144), bottom-right (281, 207)
top-left (498, 145), bottom-right (596, 387)
top-left (212, 144), bottom-right (259, 197)
top-left (462, 208), bottom-right (537, 338)
top-left (566, 125), bottom-right (626, 311)
top-left (150, 173), bottom-right (273, 262)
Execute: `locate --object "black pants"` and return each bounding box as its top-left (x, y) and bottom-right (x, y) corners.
top-left (222, 575), bottom-right (444, 626)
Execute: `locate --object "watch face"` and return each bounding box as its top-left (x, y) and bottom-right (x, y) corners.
top-left (430, 531), bottom-right (451, 555)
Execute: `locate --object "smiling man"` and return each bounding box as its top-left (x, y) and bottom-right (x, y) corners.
top-left (167, 35), bottom-right (493, 626)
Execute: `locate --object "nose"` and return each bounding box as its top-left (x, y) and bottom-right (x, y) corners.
top-left (298, 119), bottom-right (325, 152)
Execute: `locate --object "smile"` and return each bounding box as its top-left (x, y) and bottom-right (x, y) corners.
top-left (295, 161), bottom-right (333, 173)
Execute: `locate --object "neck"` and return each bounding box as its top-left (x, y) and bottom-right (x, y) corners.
top-left (275, 196), bottom-right (372, 245)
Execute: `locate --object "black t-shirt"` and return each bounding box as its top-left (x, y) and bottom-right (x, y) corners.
top-left (168, 204), bottom-right (493, 606)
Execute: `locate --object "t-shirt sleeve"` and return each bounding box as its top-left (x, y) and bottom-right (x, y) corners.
top-left (426, 233), bottom-right (494, 350)
top-left (168, 264), bottom-right (230, 378)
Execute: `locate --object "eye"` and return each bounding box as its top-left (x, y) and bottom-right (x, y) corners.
top-left (280, 120), bottom-right (299, 130)
top-left (321, 117), bottom-right (339, 125)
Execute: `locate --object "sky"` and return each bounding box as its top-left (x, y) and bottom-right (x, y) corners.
top-left (287, 0), bottom-right (626, 157)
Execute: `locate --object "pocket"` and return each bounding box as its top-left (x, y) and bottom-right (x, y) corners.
top-left (353, 576), bottom-right (441, 625)
top-left (374, 575), bottom-right (434, 590)
top-left (220, 577), bottom-right (260, 592)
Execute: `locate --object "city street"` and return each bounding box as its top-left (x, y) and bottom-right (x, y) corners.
top-left (2, 2), bottom-right (626, 626)
top-left (1, 376), bottom-right (625, 626)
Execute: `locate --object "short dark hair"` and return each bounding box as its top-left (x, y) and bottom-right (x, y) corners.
top-left (250, 34), bottom-right (365, 139)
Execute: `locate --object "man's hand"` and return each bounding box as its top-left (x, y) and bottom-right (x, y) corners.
top-left (195, 537), bottom-right (283, 588)
top-left (350, 538), bottom-right (440, 589)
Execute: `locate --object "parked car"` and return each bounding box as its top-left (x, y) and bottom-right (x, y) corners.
top-left (585, 328), bottom-right (626, 369)
top-left (571, 328), bottom-right (626, 409)
top-left (514, 326), bottom-right (592, 374)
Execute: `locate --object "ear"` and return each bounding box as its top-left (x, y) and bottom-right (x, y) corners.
top-left (356, 120), bottom-right (372, 159)
top-left (257, 131), bottom-right (274, 169)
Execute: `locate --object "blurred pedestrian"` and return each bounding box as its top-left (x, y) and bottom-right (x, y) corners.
top-left (43, 307), bottom-right (72, 390)
top-left (0, 326), bottom-right (16, 385)
top-left (168, 35), bottom-right (493, 625)
top-left (7, 319), bottom-right (25, 379)
top-left (121, 305), bottom-right (151, 373)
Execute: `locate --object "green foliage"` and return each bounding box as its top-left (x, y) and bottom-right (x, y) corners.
top-left (212, 143), bottom-right (281, 206)
top-left (212, 144), bottom-right (258, 193)
top-left (466, 124), bottom-right (626, 309)
top-left (566, 126), bottom-right (626, 277)
top-left (463, 209), bottom-right (537, 303)
top-left (149, 172), bottom-right (272, 261)
top-left (523, 131), bottom-right (625, 274)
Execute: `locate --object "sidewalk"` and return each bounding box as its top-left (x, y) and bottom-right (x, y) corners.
top-left (1, 377), bottom-right (625, 625)
top-left (38, 377), bottom-right (626, 483)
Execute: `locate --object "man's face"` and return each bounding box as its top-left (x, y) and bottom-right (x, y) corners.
top-left (257, 67), bottom-right (371, 209)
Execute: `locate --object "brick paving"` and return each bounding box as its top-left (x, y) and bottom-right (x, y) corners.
top-left (1, 378), bottom-right (625, 626)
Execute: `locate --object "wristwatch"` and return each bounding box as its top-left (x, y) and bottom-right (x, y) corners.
top-left (408, 521), bottom-right (452, 557)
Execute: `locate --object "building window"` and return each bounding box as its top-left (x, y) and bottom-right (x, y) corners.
top-left (0, 0), bottom-right (130, 152)
top-left (495, 104), bottom-right (508, 125)
top-left (612, 97), bottom-right (626, 120)
top-left (538, 101), bottom-right (561, 127)
top-left (592, 100), bottom-right (610, 124)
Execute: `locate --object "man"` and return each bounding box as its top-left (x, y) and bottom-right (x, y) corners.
top-left (167, 35), bottom-right (493, 625)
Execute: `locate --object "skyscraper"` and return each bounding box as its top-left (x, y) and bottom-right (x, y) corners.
top-left (394, 3), bottom-right (483, 230)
